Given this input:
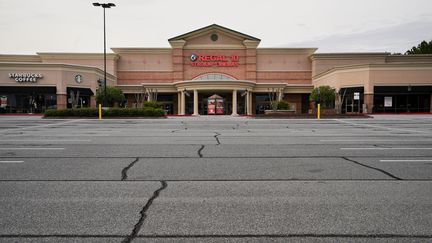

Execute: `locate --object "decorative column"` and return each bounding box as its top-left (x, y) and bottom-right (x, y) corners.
top-left (177, 92), bottom-right (181, 115)
top-left (246, 91), bottom-right (252, 115)
top-left (193, 89), bottom-right (199, 116)
top-left (232, 90), bottom-right (238, 116)
top-left (180, 90), bottom-right (186, 115)
top-left (363, 93), bottom-right (374, 114)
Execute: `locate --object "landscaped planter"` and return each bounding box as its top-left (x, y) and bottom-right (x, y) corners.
top-left (264, 109), bottom-right (297, 115)
top-left (310, 108), bottom-right (337, 115)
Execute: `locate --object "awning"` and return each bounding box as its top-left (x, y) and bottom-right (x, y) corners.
top-left (67, 87), bottom-right (94, 96)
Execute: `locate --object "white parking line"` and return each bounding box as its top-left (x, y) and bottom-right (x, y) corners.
top-left (380, 159), bottom-right (432, 162)
top-left (341, 147), bottom-right (432, 150)
top-left (0, 148), bottom-right (65, 150)
top-left (0, 161), bottom-right (24, 163)
top-left (322, 139), bottom-right (432, 142)
top-left (0, 140), bottom-right (91, 142)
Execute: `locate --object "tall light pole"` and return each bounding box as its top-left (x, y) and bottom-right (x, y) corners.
top-left (93, 2), bottom-right (115, 107)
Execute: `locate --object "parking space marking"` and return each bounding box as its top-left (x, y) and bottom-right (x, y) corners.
top-left (341, 147), bottom-right (432, 150)
top-left (380, 159), bottom-right (432, 162)
top-left (322, 139), bottom-right (432, 142)
top-left (0, 160), bottom-right (24, 163)
top-left (0, 139), bottom-right (91, 142)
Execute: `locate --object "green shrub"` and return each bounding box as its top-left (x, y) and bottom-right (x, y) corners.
top-left (44, 107), bottom-right (165, 118)
top-left (277, 101), bottom-right (290, 110)
top-left (143, 101), bottom-right (162, 109)
top-left (269, 101), bottom-right (290, 110)
top-left (310, 86), bottom-right (336, 108)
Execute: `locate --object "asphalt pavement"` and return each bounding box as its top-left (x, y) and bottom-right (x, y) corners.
top-left (0, 115), bottom-right (432, 242)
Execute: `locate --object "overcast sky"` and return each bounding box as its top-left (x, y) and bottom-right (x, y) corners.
top-left (1, 0), bottom-right (431, 54)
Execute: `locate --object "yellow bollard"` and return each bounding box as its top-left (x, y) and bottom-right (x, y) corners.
top-left (317, 103), bottom-right (321, 120)
top-left (98, 104), bottom-right (102, 120)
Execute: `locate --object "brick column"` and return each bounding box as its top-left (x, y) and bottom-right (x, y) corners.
top-left (90, 96), bottom-right (96, 108)
top-left (243, 40), bottom-right (260, 82)
top-left (56, 94), bottom-right (67, 109)
top-left (363, 93), bottom-right (374, 114)
top-left (169, 40), bottom-right (186, 82)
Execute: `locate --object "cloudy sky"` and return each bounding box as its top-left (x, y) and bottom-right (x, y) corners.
top-left (1, 0), bottom-right (431, 54)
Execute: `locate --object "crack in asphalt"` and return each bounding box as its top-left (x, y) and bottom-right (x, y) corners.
top-left (121, 181), bottom-right (168, 243)
top-left (342, 157), bottom-right (403, 180)
top-left (214, 132), bottom-right (221, 145)
top-left (197, 145), bottom-right (204, 158)
top-left (121, 157), bottom-right (140, 181)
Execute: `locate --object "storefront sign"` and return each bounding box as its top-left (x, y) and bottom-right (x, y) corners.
top-left (9, 73), bottom-right (43, 82)
top-left (353, 92), bottom-right (360, 100)
top-left (75, 74), bottom-right (83, 83)
top-left (190, 53), bottom-right (239, 67)
top-left (384, 96), bottom-right (393, 107)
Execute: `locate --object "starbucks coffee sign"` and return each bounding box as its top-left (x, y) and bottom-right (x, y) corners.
top-left (9, 73), bottom-right (43, 82)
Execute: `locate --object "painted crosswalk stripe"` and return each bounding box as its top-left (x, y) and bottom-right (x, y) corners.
top-left (0, 161), bottom-right (24, 163)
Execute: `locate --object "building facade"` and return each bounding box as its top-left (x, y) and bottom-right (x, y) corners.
top-left (1, 24), bottom-right (432, 114)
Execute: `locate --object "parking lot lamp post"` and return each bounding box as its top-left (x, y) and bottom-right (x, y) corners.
top-left (93, 2), bottom-right (116, 107)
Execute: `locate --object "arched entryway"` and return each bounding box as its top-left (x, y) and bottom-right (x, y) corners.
top-left (173, 77), bottom-right (255, 116)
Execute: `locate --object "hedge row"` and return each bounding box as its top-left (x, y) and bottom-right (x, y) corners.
top-left (44, 107), bottom-right (165, 117)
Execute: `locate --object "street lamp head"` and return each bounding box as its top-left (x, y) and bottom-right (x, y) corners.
top-left (93, 2), bottom-right (116, 8)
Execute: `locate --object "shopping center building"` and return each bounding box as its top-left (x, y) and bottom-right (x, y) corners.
top-left (1, 24), bottom-right (432, 114)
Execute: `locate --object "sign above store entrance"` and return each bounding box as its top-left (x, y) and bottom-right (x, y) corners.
top-left (190, 53), bottom-right (239, 67)
top-left (9, 73), bottom-right (43, 82)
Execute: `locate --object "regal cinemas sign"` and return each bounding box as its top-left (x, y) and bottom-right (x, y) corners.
top-left (190, 53), bottom-right (239, 67)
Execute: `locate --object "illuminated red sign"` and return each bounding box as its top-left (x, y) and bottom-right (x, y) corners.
top-left (190, 53), bottom-right (239, 67)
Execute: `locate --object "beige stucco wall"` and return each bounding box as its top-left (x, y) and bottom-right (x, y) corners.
top-left (313, 68), bottom-right (370, 92)
top-left (311, 53), bottom-right (387, 77)
top-left (38, 53), bottom-right (118, 76)
top-left (113, 49), bottom-right (173, 71)
top-left (313, 63), bottom-right (432, 94)
top-left (0, 55), bottom-right (42, 63)
top-left (370, 65), bottom-right (432, 90)
top-left (0, 63), bottom-right (115, 95)
top-left (257, 49), bottom-right (315, 71)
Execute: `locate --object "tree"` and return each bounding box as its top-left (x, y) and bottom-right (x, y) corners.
top-left (405, 40), bottom-right (432, 54)
top-left (310, 86), bottom-right (336, 109)
top-left (96, 86), bottom-right (125, 107)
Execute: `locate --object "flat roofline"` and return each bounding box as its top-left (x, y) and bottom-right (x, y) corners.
top-left (311, 52), bottom-right (390, 60)
top-left (111, 48), bottom-right (172, 54)
top-left (313, 62), bottom-right (432, 80)
top-left (37, 52), bottom-right (119, 60)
